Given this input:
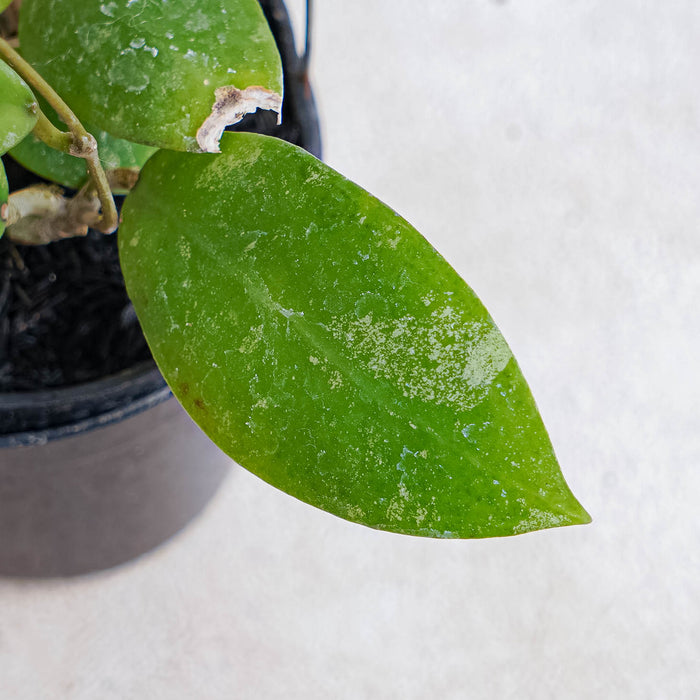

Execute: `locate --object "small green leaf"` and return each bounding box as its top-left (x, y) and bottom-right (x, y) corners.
top-left (9, 95), bottom-right (157, 193)
top-left (0, 160), bottom-right (8, 238)
top-left (19, 0), bottom-right (283, 152)
top-left (0, 59), bottom-right (37, 154)
top-left (119, 132), bottom-right (590, 538)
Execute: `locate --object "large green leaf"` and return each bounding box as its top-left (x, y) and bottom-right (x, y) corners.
top-left (19, 0), bottom-right (283, 152)
top-left (0, 59), bottom-right (37, 154)
top-left (9, 94), bottom-right (157, 193)
top-left (0, 160), bottom-right (8, 238)
top-left (119, 132), bottom-right (590, 538)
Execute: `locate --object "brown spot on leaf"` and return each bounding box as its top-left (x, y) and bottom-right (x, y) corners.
top-left (193, 397), bottom-right (207, 411)
top-left (107, 168), bottom-right (140, 192)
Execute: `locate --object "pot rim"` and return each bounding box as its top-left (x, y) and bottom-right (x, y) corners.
top-left (0, 361), bottom-right (171, 447)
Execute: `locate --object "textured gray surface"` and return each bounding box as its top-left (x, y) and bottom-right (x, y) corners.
top-left (1, 1), bottom-right (698, 697)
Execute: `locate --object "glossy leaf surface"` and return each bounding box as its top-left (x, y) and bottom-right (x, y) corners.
top-left (120, 133), bottom-right (590, 538)
top-left (19, 0), bottom-right (283, 152)
top-left (0, 59), bottom-right (37, 154)
top-left (10, 95), bottom-right (157, 193)
top-left (0, 161), bottom-right (7, 238)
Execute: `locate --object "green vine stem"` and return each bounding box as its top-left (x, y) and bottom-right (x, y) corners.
top-left (0, 35), bottom-right (118, 234)
top-left (31, 108), bottom-right (73, 152)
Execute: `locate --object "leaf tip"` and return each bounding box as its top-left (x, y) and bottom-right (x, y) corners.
top-left (571, 502), bottom-right (593, 526)
top-left (196, 84), bottom-right (282, 153)
top-left (515, 495), bottom-right (592, 534)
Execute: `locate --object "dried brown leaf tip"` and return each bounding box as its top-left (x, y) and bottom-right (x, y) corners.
top-left (196, 85), bottom-right (282, 153)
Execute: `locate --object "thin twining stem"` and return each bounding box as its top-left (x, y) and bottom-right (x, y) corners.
top-left (0, 36), bottom-right (117, 234)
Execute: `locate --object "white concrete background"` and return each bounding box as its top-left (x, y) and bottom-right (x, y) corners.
top-left (2, 1), bottom-right (699, 697)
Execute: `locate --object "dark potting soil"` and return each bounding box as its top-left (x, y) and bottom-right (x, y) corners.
top-left (0, 224), bottom-right (151, 391)
top-left (0, 0), bottom-right (320, 393)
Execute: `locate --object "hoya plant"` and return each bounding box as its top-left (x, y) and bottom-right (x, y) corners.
top-left (0, 0), bottom-right (590, 537)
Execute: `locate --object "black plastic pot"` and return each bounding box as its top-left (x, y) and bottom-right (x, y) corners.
top-left (0, 371), bottom-right (232, 577)
top-left (0, 0), bottom-right (321, 578)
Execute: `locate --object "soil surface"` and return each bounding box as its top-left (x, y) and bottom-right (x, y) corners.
top-left (0, 222), bottom-right (151, 391)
